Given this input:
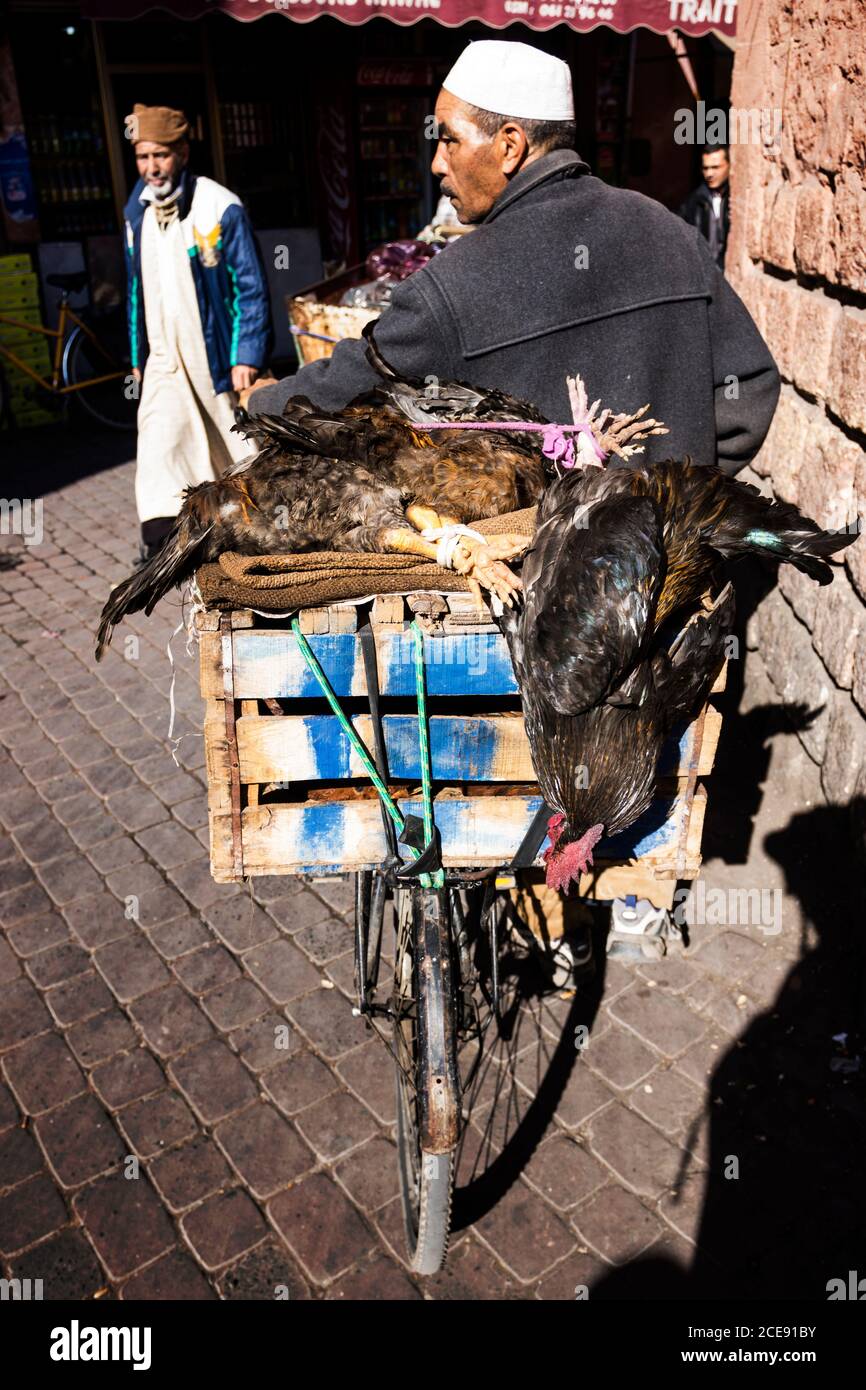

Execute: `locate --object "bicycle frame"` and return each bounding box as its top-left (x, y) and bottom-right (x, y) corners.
top-left (0, 297), bottom-right (126, 395)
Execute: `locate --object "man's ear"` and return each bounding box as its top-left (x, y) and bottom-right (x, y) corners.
top-left (498, 121), bottom-right (530, 175)
top-left (177, 140), bottom-right (191, 168)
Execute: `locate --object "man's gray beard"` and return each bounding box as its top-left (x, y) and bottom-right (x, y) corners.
top-left (153, 179), bottom-right (179, 202)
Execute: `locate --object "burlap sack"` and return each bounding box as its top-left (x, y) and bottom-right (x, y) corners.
top-left (196, 507), bottom-right (538, 611)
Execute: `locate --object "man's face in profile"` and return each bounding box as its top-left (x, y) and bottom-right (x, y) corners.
top-left (702, 149), bottom-right (730, 191)
top-left (430, 90), bottom-right (514, 224)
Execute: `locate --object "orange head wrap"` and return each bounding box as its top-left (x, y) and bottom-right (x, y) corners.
top-left (124, 104), bottom-right (190, 147)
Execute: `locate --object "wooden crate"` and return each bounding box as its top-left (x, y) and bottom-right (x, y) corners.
top-left (197, 594), bottom-right (725, 902)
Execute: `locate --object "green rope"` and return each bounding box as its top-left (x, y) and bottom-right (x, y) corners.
top-left (409, 621), bottom-right (445, 888)
top-left (291, 618), bottom-right (438, 887)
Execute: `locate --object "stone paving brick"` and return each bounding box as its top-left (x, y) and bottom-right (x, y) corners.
top-left (263, 1053), bottom-right (341, 1124)
top-left (583, 1024), bottom-right (658, 1091)
top-left (120, 1247), bottom-right (217, 1300)
top-left (629, 1066), bottom-right (705, 1138)
top-left (105, 787), bottom-right (167, 833)
top-left (473, 1180), bottom-right (574, 1282)
top-left (13, 818), bottom-right (77, 866)
top-left (242, 938), bottom-right (322, 1005)
top-left (135, 822), bottom-right (203, 870)
top-left (0, 859), bottom-right (40, 895)
top-left (0, 878), bottom-right (54, 925)
top-left (91, 1049), bottom-right (166, 1111)
top-left (63, 893), bottom-right (135, 950)
top-left (65, 1010), bottom-right (137, 1068)
top-left (586, 1103), bottom-right (684, 1199)
top-left (129, 986), bottom-right (214, 1059)
top-left (200, 979), bottom-right (270, 1031)
top-left (217, 1237), bottom-right (311, 1300)
top-left (287, 987), bottom-right (367, 1059)
top-left (86, 836), bottom-right (146, 875)
top-left (172, 943), bottom-right (240, 995)
top-left (133, 884), bottom-right (189, 930)
top-left (326, 1253), bottom-right (422, 1300)
top-left (94, 936), bottom-right (171, 1002)
top-left (8, 1227), bottom-right (106, 1300)
top-left (81, 758), bottom-right (140, 798)
top-left (229, 1013), bottom-right (301, 1074)
top-left (609, 986), bottom-right (707, 1058)
top-left (269, 1173), bottom-right (377, 1284)
top-left (171, 796), bottom-right (210, 832)
top-left (0, 1173), bottom-right (69, 1255)
top-left (0, 937), bottom-right (20, 984)
top-left (293, 916), bottom-right (353, 965)
top-left (215, 1102), bottom-right (313, 1199)
top-left (295, 1091), bottom-right (377, 1163)
top-left (147, 916), bottom-right (211, 961)
top-left (52, 789), bottom-right (103, 826)
top-left (336, 1041), bottom-right (397, 1126)
top-left (117, 1091), bottom-right (199, 1158)
top-left (45, 972), bottom-right (113, 1026)
top-left (74, 1172), bottom-right (176, 1279)
top-left (692, 930), bottom-right (769, 986)
top-left (104, 861), bottom-right (166, 902)
top-left (170, 1038), bottom-right (258, 1123)
top-left (67, 811), bottom-right (127, 852)
top-left (149, 1136), bottom-right (234, 1214)
top-left (0, 1083), bottom-right (16, 1133)
top-left (250, 876), bottom-right (305, 904)
top-left (265, 889), bottom-right (335, 933)
top-left (167, 860), bottom-right (241, 910)
top-left (152, 771), bottom-right (203, 807)
top-left (34, 1093), bottom-right (126, 1188)
top-left (572, 1184), bottom-right (664, 1264)
top-left (675, 1031), bottom-right (728, 1089)
top-left (0, 1124), bottom-right (43, 1187)
top-left (25, 940), bottom-right (91, 989)
top-left (2, 1032), bottom-right (86, 1114)
top-left (334, 1136), bottom-right (400, 1213)
top-left (181, 1188), bottom-right (268, 1271)
top-left (522, 1133), bottom-right (608, 1212)
top-left (204, 897), bottom-right (278, 953)
top-left (535, 1247), bottom-right (610, 1300)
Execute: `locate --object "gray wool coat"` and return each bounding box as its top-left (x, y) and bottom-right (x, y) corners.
top-left (250, 151), bottom-right (779, 475)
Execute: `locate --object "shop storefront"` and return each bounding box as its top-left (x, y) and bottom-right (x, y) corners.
top-left (0, 0), bottom-right (735, 358)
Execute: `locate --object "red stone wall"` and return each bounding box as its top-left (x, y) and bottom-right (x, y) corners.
top-left (727, 0), bottom-right (866, 805)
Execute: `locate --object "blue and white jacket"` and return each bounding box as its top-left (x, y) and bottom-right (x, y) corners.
top-left (124, 170), bottom-right (272, 395)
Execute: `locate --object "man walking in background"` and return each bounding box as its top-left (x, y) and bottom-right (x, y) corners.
top-left (124, 103), bottom-right (272, 560)
top-left (678, 144), bottom-right (731, 270)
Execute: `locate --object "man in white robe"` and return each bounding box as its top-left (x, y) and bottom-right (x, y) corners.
top-left (124, 104), bottom-right (272, 557)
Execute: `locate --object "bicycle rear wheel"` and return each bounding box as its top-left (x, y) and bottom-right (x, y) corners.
top-left (392, 883), bottom-right (459, 1275)
top-left (62, 318), bottom-right (137, 431)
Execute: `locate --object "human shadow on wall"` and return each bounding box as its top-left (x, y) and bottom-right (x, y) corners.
top-left (588, 797), bottom-right (866, 1299)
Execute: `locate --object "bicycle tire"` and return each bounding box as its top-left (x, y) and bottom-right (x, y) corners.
top-left (392, 884), bottom-right (458, 1276)
top-left (62, 323), bottom-right (137, 432)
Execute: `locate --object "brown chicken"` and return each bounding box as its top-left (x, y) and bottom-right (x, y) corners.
top-left (95, 331), bottom-right (661, 659)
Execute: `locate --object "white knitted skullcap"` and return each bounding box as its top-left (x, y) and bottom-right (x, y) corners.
top-left (442, 40), bottom-right (574, 122)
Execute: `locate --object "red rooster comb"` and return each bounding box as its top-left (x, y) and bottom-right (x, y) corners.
top-left (543, 818), bottom-right (605, 894)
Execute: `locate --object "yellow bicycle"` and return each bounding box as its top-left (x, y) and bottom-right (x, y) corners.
top-left (0, 271), bottom-right (136, 431)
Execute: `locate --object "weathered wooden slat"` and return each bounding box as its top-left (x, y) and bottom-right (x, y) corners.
top-left (233, 790), bottom-right (693, 876)
top-left (200, 629), bottom-right (520, 700)
top-left (231, 705), bottom-right (722, 785)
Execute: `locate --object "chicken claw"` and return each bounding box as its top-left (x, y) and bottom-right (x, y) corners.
top-left (452, 537), bottom-right (524, 609)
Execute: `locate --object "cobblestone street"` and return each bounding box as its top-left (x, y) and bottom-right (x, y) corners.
top-left (1, 426), bottom-right (864, 1301)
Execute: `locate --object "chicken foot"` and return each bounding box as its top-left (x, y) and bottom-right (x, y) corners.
top-left (404, 503), bottom-right (527, 607)
top-left (378, 514), bottom-right (525, 607)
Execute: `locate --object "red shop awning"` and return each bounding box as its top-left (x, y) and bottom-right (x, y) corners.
top-left (81, 0), bottom-right (738, 39)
